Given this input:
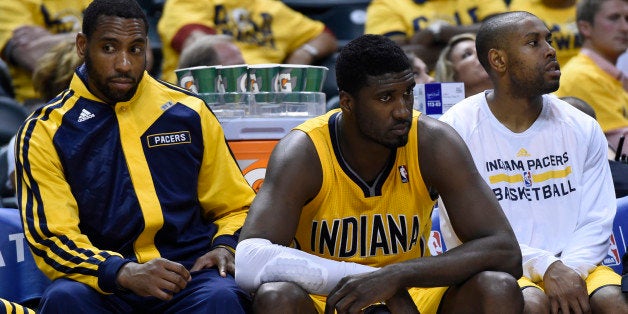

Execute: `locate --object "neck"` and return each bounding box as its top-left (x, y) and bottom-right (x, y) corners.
top-left (337, 113), bottom-right (393, 183)
top-left (582, 42), bottom-right (621, 65)
top-left (486, 90), bottom-right (543, 133)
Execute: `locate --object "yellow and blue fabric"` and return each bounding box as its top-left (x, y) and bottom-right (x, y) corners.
top-left (15, 64), bottom-right (254, 294)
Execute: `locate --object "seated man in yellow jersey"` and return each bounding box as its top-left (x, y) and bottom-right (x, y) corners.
top-left (365, 0), bottom-right (506, 71)
top-left (234, 34), bottom-right (524, 313)
top-left (157, 0), bottom-right (338, 84)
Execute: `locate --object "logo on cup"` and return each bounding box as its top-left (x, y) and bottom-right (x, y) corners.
top-left (250, 73), bottom-right (260, 92)
top-left (180, 75), bottom-right (198, 93)
top-left (279, 73), bottom-right (292, 92)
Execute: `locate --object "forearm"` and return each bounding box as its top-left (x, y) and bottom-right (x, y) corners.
top-left (390, 235), bottom-right (521, 288)
top-left (235, 238), bottom-right (378, 295)
top-left (7, 31), bottom-right (76, 72)
top-left (285, 30), bottom-right (338, 65)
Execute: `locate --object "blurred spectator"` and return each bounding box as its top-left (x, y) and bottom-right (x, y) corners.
top-left (508, 0), bottom-right (579, 66)
top-left (177, 34), bottom-right (245, 68)
top-left (365, 0), bottom-right (507, 71)
top-left (556, 0), bottom-right (628, 157)
top-left (434, 33), bottom-right (492, 97)
top-left (0, 1), bottom-right (87, 107)
top-left (32, 37), bottom-right (83, 105)
top-left (158, 0), bottom-right (338, 84)
top-left (407, 52), bottom-right (434, 84)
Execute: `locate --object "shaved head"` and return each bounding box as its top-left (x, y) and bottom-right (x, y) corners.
top-left (476, 11), bottom-right (539, 72)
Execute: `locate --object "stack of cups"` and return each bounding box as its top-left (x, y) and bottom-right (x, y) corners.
top-left (174, 64), bottom-right (328, 114)
top-left (217, 64), bottom-right (249, 105)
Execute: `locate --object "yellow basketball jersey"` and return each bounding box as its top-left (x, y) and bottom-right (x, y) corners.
top-left (293, 110), bottom-right (436, 268)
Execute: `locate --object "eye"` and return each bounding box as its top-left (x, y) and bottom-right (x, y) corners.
top-left (103, 44), bottom-right (115, 53)
top-left (131, 46), bottom-right (144, 54)
top-left (462, 50), bottom-right (474, 59)
top-left (379, 94), bottom-right (392, 102)
top-left (527, 40), bottom-right (538, 47)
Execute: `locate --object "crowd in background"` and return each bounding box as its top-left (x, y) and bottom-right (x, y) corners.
top-left (1, 0), bottom-right (628, 312)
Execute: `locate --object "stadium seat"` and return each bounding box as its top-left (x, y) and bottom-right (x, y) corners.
top-left (0, 96), bottom-right (27, 146)
top-left (604, 196), bottom-right (628, 274)
top-left (0, 207), bottom-right (51, 307)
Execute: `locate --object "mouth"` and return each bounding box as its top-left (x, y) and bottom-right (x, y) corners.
top-left (545, 61), bottom-right (561, 78)
top-left (109, 78), bottom-right (135, 89)
top-left (391, 122), bottom-right (410, 135)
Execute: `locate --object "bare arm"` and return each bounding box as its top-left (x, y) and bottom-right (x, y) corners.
top-left (324, 116), bottom-right (521, 312)
top-left (6, 26), bottom-right (77, 73)
top-left (413, 115), bottom-right (522, 284)
top-left (402, 24), bottom-right (481, 71)
top-left (284, 30), bottom-right (338, 66)
top-left (239, 130), bottom-right (322, 244)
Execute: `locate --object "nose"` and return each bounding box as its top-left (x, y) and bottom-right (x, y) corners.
top-left (115, 51), bottom-right (132, 72)
top-left (621, 15), bottom-right (628, 31)
top-left (393, 96), bottom-right (412, 120)
top-left (545, 41), bottom-right (557, 59)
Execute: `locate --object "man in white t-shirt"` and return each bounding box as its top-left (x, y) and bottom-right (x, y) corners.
top-left (439, 11), bottom-right (627, 313)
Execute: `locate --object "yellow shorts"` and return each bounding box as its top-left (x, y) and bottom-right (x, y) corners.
top-left (310, 286), bottom-right (449, 314)
top-left (518, 265), bottom-right (621, 295)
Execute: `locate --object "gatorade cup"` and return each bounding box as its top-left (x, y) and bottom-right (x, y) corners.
top-left (175, 68), bottom-right (196, 93)
top-left (302, 65), bottom-right (328, 92)
top-left (248, 64), bottom-right (280, 105)
top-left (190, 66), bottom-right (220, 104)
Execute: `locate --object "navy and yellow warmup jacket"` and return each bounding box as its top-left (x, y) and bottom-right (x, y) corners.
top-left (15, 64), bottom-right (255, 294)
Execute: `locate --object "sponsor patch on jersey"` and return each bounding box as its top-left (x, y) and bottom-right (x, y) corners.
top-left (147, 131), bottom-right (191, 147)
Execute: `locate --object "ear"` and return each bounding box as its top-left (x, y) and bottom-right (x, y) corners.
top-left (577, 21), bottom-right (592, 39)
top-left (338, 90), bottom-right (353, 112)
top-left (488, 48), bottom-right (507, 74)
top-left (76, 32), bottom-right (87, 59)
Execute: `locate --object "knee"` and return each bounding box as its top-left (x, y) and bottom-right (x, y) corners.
top-left (473, 271), bottom-right (521, 298)
top-left (522, 287), bottom-right (549, 314)
top-left (590, 285), bottom-right (628, 313)
top-left (39, 279), bottom-right (99, 311)
top-left (253, 282), bottom-right (313, 313)
top-left (468, 271), bottom-right (523, 307)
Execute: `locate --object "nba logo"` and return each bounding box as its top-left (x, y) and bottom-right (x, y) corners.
top-left (523, 171), bottom-right (532, 187)
top-left (429, 231), bottom-right (444, 255)
top-left (399, 165), bottom-right (409, 183)
top-left (603, 233), bottom-right (621, 267)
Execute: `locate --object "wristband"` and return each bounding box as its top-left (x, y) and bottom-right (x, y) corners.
top-left (301, 43), bottom-right (319, 58)
top-left (215, 244), bottom-right (236, 256)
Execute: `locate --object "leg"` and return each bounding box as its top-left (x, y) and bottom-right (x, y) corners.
top-left (38, 278), bottom-right (130, 313)
top-left (521, 287), bottom-right (549, 314)
top-left (589, 285), bottom-right (628, 313)
top-left (163, 268), bottom-right (251, 314)
top-left (252, 282), bottom-right (317, 314)
top-left (439, 271), bottom-right (523, 313)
